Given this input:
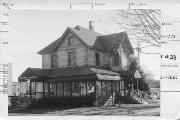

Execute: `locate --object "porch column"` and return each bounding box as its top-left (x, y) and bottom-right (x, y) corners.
top-left (100, 81), bottom-right (102, 96)
top-left (85, 81), bottom-right (87, 96)
top-left (48, 82), bottom-right (50, 97)
top-left (43, 80), bottom-right (45, 98)
top-left (35, 81), bottom-right (36, 99)
top-left (119, 81), bottom-right (120, 93)
top-left (70, 82), bottom-right (72, 97)
top-left (123, 80), bottom-right (126, 96)
top-left (105, 81), bottom-right (107, 96)
top-left (30, 81), bottom-right (32, 98)
top-left (62, 81), bottom-right (64, 97)
top-left (56, 82), bottom-right (57, 98)
top-left (93, 80), bottom-right (97, 107)
top-left (137, 79), bottom-right (139, 90)
top-left (111, 81), bottom-right (113, 94)
top-left (111, 81), bottom-right (113, 104)
top-left (94, 81), bottom-right (96, 96)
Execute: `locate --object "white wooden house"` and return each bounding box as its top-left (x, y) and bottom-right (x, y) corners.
top-left (19, 21), bottom-right (135, 107)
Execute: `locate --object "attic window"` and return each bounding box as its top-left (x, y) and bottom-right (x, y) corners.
top-left (51, 54), bottom-right (58, 68)
top-left (68, 37), bottom-right (73, 46)
top-left (68, 51), bottom-right (76, 66)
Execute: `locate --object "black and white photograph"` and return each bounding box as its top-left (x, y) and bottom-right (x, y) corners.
top-left (6, 9), bottom-right (160, 116)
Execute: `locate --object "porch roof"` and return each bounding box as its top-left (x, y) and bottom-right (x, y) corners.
top-left (18, 66), bottom-right (121, 82)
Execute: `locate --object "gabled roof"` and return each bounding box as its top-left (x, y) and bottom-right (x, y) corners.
top-left (37, 39), bottom-right (61, 55)
top-left (94, 32), bottom-right (134, 53)
top-left (72, 26), bottom-right (102, 46)
top-left (38, 26), bottom-right (102, 55)
top-left (38, 25), bottom-right (134, 55)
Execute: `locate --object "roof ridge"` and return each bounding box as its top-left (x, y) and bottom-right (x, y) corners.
top-left (73, 25), bottom-right (102, 35)
top-left (98, 31), bottom-right (127, 37)
top-left (74, 25), bottom-right (87, 30)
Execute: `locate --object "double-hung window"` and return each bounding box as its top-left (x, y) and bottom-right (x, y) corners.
top-left (51, 54), bottom-right (58, 68)
top-left (113, 55), bottom-right (119, 66)
top-left (95, 52), bottom-right (100, 66)
top-left (68, 51), bottom-right (76, 66)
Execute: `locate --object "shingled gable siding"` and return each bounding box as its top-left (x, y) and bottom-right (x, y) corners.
top-left (101, 52), bottom-right (110, 67)
top-left (57, 51), bottom-right (68, 67)
top-left (57, 32), bottom-right (86, 67)
top-left (42, 32), bottom-right (88, 69)
top-left (120, 44), bottom-right (129, 71)
top-left (58, 33), bottom-right (84, 50)
top-left (109, 44), bottom-right (129, 72)
top-left (87, 48), bottom-right (110, 67)
top-left (76, 48), bottom-right (86, 66)
top-left (110, 56), bottom-right (121, 71)
top-left (87, 49), bottom-right (96, 66)
top-left (42, 54), bottom-right (51, 69)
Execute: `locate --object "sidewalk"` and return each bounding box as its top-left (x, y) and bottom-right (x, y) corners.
top-left (9, 103), bottom-right (160, 116)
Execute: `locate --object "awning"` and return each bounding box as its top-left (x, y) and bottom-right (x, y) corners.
top-left (18, 66), bottom-right (121, 82)
top-left (96, 74), bottom-right (121, 81)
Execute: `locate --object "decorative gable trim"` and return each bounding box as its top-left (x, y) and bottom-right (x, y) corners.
top-left (38, 27), bottom-right (89, 55)
top-left (54, 27), bottom-right (89, 51)
top-left (55, 27), bottom-right (89, 50)
top-left (122, 33), bottom-right (134, 54)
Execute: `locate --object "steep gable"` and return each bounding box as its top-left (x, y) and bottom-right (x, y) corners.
top-left (38, 38), bottom-right (60, 55)
top-left (57, 31), bottom-right (85, 50)
top-left (93, 32), bottom-right (134, 54)
top-left (38, 28), bottom-right (69, 55)
top-left (38, 26), bottom-right (102, 55)
top-left (37, 25), bottom-right (134, 56)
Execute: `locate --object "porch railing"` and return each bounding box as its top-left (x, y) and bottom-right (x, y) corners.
top-left (130, 90), bottom-right (149, 104)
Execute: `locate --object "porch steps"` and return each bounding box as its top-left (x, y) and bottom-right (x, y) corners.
top-left (102, 92), bottom-right (116, 109)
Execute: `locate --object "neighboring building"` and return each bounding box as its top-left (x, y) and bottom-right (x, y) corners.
top-left (19, 21), bottom-right (135, 107)
top-left (12, 82), bottom-right (20, 96)
top-left (12, 82), bottom-right (30, 96)
top-left (0, 63), bottom-right (11, 95)
top-left (8, 63), bottom-right (13, 96)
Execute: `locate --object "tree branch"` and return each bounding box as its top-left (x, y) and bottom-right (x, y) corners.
top-left (134, 10), bottom-right (160, 45)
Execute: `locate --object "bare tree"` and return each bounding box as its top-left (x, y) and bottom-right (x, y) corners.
top-left (109, 9), bottom-right (161, 54)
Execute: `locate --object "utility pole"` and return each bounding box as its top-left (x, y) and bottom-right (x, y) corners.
top-left (137, 41), bottom-right (141, 91)
top-left (137, 41), bottom-right (140, 67)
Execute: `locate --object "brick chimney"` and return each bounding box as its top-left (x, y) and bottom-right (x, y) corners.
top-left (89, 21), bottom-right (94, 31)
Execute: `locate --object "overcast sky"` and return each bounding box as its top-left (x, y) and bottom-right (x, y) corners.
top-left (2, 9), bottom-right (160, 82)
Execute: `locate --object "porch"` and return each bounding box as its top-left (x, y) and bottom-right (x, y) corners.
top-left (18, 66), bottom-right (125, 107)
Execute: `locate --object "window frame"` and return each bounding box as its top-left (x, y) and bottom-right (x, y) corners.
top-left (68, 51), bottom-right (76, 66)
top-left (112, 54), bottom-right (120, 66)
top-left (51, 54), bottom-right (58, 68)
top-left (95, 52), bottom-right (100, 66)
top-left (67, 37), bottom-right (73, 46)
